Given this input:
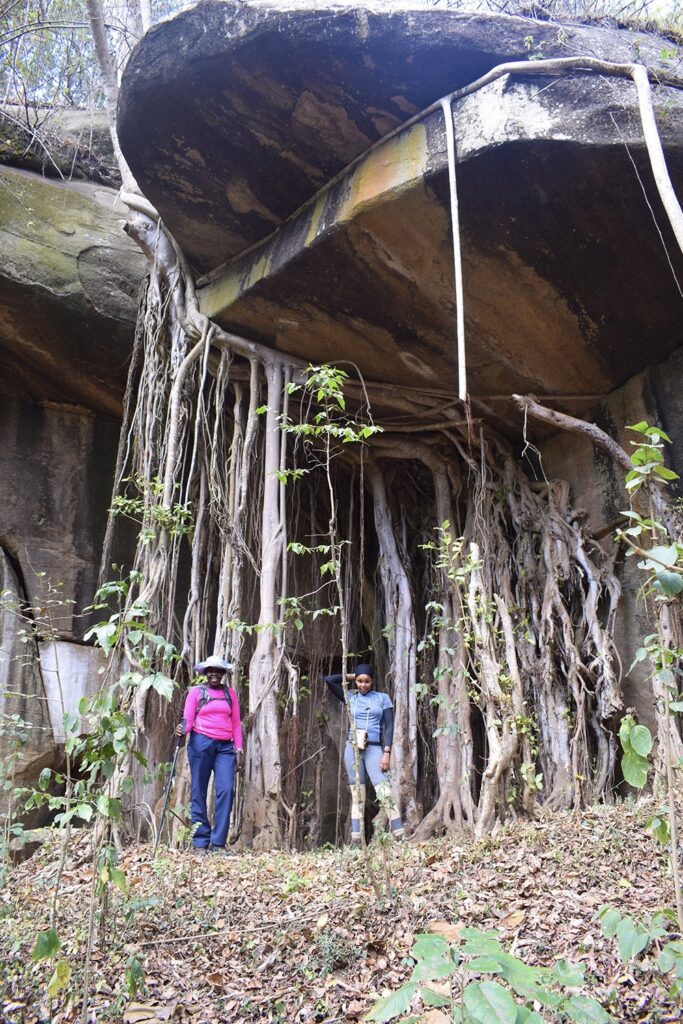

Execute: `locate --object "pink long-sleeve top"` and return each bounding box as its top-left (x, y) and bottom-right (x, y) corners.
top-left (182, 685), bottom-right (243, 748)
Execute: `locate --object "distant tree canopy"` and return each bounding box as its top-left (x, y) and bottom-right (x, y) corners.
top-left (1, 0), bottom-right (680, 135)
top-left (0, 0), bottom-right (188, 127)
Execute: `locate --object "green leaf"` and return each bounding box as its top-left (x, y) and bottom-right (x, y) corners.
top-left (412, 934), bottom-right (450, 961)
top-left (410, 958), bottom-right (456, 982)
top-left (32, 928), bottom-right (60, 961)
top-left (550, 958), bottom-right (585, 987)
top-left (84, 620), bottom-right (118, 654)
top-left (38, 767), bottom-right (52, 791)
top-left (76, 803), bottom-right (93, 822)
top-left (461, 929), bottom-right (503, 955)
top-left (621, 750), bottom-right (648, 789)
top-left (149, 672), bottom-right (175, 701)
top-left (653, 570), bottom-right (683, 597)
top-left (654, 465), bottom-right (679, 481)
top-left (47, 958), bottom-right (72, 998)
top-left (598, 908), bottom-right (622, 938)
top-left (562, 994), bottom-right (614, 1023)
top-left (648, 814), bottom-right (670, 845)
top-left (96, 795), bottom-right (122, 819)
top-left (463, 980), bottom-right (518, 1024)
top-left (616, 918), bottom-right (649, 961)
top-left (468, 955), bottom-right (506, 973)
top-left (515, 1011), bottom-right (544, 1024)
top-left (627, 421), bottom-right (650, 434)
top-left (659, 940), bottom-right (683, 974)
top-left (646, 544), bottom-right (679, 568)
top-left (125, 952), bottom-right (146, 997)
top-left (62, 711), bottom-right (79, 735)
top-left (629, 724), bottom-right (653, 757)
top-left (492, 959), bottom-right (560, 1007)
top-left (110, 866), bottom-right (127, 893)
top-left (645, 426), bottom-right (672, 443)
top-left (364, 982), bottom-right (418, 1021)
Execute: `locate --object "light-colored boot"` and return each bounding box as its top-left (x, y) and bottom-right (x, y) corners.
top-left (377, 780), bottom-right (405, 840)
top-left (350, 784), bottom-right (366, 845)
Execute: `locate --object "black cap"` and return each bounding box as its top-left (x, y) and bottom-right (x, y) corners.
top-left (355, 663), bottom-right (374, 678)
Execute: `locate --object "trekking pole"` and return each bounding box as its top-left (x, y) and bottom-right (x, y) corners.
top-left (152, 721), bottom-right (185, 858)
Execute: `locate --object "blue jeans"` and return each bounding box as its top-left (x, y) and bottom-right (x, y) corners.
top-left (344, 742), bottom-right (385, 788)
top-left (188, 733), bottom-right (236, 848)
top-left (343, 742), bottom-right (404, 838)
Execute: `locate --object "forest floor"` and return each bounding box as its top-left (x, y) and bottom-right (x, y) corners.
top-left (0, 799), bottom-right (680, 1024)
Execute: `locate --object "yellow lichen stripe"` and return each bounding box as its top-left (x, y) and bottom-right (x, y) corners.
top-left (201, 250), bottom-right (272, 315)
top-left (244, 250), bottom-right (272, 294)
top-left (336, 123), bottom-right (427, 226)
top-left (304, 195), bottom-right (327, 249)
top-left (200, 123), bottom-right (428, 319)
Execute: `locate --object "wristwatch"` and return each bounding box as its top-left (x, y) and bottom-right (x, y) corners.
top-left (383, 747), bottom-right (391, 753)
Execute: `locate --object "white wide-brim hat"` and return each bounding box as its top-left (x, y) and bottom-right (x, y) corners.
top-left (194, 655), bottom-right (233, 674)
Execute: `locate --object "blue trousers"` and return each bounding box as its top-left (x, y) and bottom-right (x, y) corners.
top-left (188, 733), bottom-right (236, 848)
top-left (343, 742), bottom-right (404, 839)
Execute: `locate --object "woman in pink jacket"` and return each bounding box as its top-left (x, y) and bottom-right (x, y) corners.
top-left (175, 656), bottom-right (244, 854)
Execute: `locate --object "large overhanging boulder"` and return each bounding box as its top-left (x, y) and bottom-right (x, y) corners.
top-left (0, 166), bottom-right (145, 415)
top-left (117, 1), bottom-right (683, 426)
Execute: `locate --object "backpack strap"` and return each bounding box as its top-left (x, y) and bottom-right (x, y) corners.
top-left (197, 684), bottom-right (232, 714)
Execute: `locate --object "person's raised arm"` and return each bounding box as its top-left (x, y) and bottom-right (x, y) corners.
top-left (323, 672), bottom-right (354, 701)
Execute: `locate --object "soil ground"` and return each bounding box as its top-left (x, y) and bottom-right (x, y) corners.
top-left (0, 800), bottom-right (680, 1023)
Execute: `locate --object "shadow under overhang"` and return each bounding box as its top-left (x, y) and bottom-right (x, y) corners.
top-left (197, 76), bottom-right (683, 430)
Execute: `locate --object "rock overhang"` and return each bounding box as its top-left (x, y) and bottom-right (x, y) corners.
top-left (117, 0), bottom-right (683, 422)
top-left (0, 167), bottom-right (146, 415)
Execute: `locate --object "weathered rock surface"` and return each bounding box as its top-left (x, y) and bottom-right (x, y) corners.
top-left (118, 0), bottom-right (683, 426)
top-left (119, 1), bottom-right (678, 270)
top-left (0, 166), bottom-right (145, 415)
top-left (0, 550), bottom-right (54, 802)
top-left (0, 397), bottom-right (123, 796)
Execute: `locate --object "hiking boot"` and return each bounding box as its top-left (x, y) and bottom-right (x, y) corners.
top-left (195, 847), bottom-right (210, 856)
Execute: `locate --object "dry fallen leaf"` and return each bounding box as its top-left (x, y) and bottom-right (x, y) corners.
top-left (418, 1010), bottom-right (451, 1023)
top-left (422, 980), bottom-right (451, 999)
top-left (499, 909), bottom-right (526, 929)
top-left (205, 972), bottom-right (226, 989)
top-left (427, 921), bottom-right (463, 942)
top-left (122, 1002), bottom-right (176, 1023)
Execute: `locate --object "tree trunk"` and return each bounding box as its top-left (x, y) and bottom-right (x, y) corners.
top-left (367, 459), bottom-right (420, 829)
top-left (242, 360), bottom-right (285, 849)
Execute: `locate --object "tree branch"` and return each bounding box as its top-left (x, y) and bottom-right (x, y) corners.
top-left (512, 394), bottom-right (632, 472)
top-left (85, 0), bottom-right (138, 194)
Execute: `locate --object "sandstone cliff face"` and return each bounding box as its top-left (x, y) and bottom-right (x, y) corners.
top-left (0, 168), bottom-right (144, 794)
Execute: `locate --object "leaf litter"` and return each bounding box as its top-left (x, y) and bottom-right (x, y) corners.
top-left (0, 801), bottom-right (681, 1023)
